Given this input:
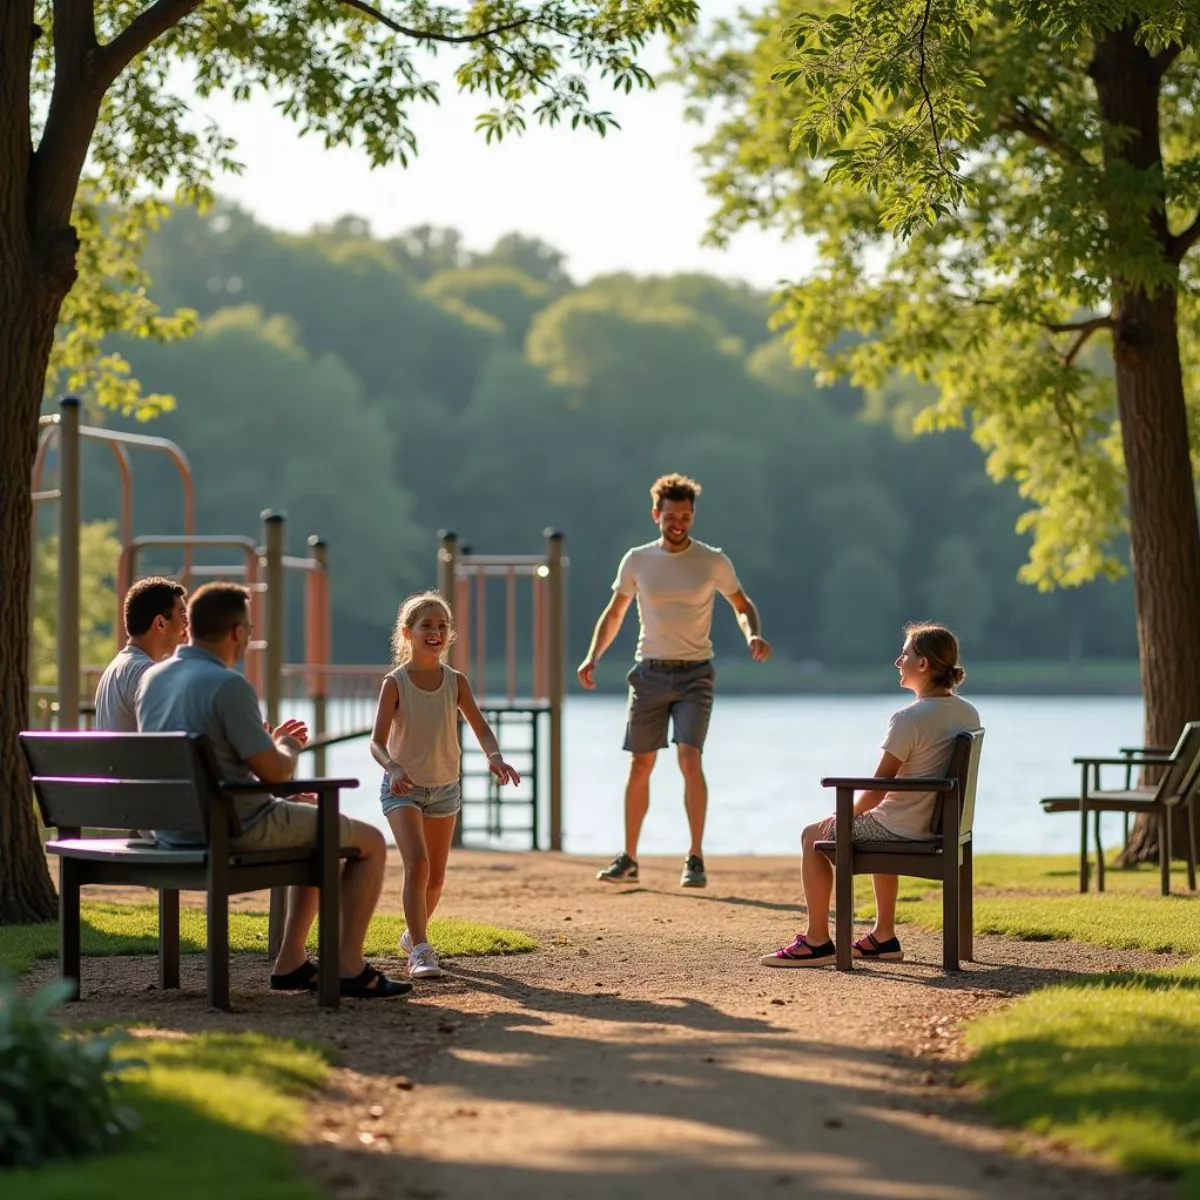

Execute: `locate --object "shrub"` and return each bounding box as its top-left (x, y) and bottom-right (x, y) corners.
top-left (0, 974), bottom-right (138, 1168)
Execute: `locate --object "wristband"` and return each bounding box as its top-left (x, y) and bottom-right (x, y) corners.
top-left (488, 751), bottom-right (504, 761)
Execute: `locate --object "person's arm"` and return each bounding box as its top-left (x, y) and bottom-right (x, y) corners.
top-left (458, 675), bottom-right (521, 785)
top-left (723, 589), bottom-right (770, 662)
top-left (369, 677), bottom-right (412, 795)
top-left (245, 734), bottom-right (303, 785)
top-left (854, 750), bottom-right (903, 815)
top-left (576, 591), bottom-right (633, 689)
top-left (218, 676), bottom-right (303, 785)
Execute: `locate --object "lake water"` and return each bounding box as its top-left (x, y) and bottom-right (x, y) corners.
top-left (316, 694), bottom-right (1147, 857)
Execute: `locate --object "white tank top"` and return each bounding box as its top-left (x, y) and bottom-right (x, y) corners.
top-left (384, 665), bottom-right (461, 787)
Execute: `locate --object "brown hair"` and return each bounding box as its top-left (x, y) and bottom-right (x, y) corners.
top-left (904, 622), bottom-right (966, 690)
top-left (188, 582), bottom-right (251, 643)
top-left (390, 591), bottom-right (456, 666)
top-left (124, 576), bottom-right (186, 637)
top-left (651, 473), bottom-right (701, 510)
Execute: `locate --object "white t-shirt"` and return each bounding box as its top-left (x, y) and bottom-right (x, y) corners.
top-left (873, 694), bottom-right (981, 839)
top-left (93, 644), bottom-right (158, 732)
top-left (613, 540), bottom-right (741, 662)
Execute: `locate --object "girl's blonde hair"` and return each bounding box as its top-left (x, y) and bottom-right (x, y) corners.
top-left (390, 590), bottom-right (456, 666)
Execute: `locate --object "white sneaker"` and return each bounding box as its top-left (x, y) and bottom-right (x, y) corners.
top-left (400, 929), bottom-right (413, 955)
top-left (408, 943), bottom-right (444, 979)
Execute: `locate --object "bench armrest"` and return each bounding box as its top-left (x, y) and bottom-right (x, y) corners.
top-left (218, 778), bottom-right (359, 797)
top-left (820, 776), bottom-right (955, 791)
top-left (1118, 746), bottom-right (1172, 756)
top-left (1072, 756), bottom-right (1172, 767)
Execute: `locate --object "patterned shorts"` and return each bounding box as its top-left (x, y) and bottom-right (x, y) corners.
top-left (816, 812), bottom-right (913, 844)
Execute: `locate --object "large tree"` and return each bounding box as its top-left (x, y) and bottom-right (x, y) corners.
top-left (678, 2), bottom-right (1200, 860)
top-left (0, 0), bottom-right (697, 923)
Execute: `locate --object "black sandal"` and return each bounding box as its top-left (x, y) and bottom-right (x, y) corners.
top-left (852, 932), bottom-right (904, 960)
top-left (270, 960), bottom-right (319, 991)
top-left (340, 963), bottom-right (413, 999)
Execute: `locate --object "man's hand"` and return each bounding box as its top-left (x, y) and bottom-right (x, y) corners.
top-left (273, 718), bottom-right (309, 746)
top-left (576, 658), bottom-right (598, 690)
top-left (747, 636), bottom-right (771, 663)
top-left (388, 768), bottom-right (414, 797)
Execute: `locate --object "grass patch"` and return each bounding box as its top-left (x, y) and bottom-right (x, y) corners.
top-left (962, 959), bottom-right (1200, 1193)
top-left (0, 905), bottom-right (536, 975)
top-left (4, 1030), bottom-right (328, 1199)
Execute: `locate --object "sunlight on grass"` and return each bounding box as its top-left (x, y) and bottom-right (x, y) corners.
top-left (0, 903), bottom-right (536, 975)
top-left (6, 1030), bottom-right (328, 1200)
top-left (963, 959), bottom-right (1200, 1193)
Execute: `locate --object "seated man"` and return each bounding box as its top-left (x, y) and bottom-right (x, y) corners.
top-left (94, 576), bottom-right (188, 731)
top-left (137, 581), bottom-right (409, 999)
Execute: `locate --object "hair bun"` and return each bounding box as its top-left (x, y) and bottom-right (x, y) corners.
top-left (949, 664), bottom-right (966, 687)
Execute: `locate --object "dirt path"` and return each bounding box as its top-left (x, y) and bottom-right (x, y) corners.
top-left (42, 851), bottom-right (1175, 1199)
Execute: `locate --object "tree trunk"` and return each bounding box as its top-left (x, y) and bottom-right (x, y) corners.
top-left (1092, 27), bottom-right (1200, 866)
top-left (0, 254), bottom-right (66, 924)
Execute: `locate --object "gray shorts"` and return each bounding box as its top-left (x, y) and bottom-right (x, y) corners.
top-left (379, 773), bottom-right (461, 818)
top-left (623, 659), bottom-right (716, 754)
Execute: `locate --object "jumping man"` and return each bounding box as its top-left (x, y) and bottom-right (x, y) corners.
top-left (577, 474), bottom-right (770, 888)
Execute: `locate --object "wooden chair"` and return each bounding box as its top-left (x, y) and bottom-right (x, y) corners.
top-left (817, 729), bottom-right (985, 972)
top-left (1039, 721), bottom-right (1200, 896)
top-left (20, 730), bottom-right (358, 1010)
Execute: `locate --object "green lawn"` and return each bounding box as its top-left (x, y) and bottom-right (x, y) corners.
top-left (4, 1030), bottom-right (330, 1200)
top-left (0, 903), bottom-right (536, 975)
top-left (877, 853), bottom-right (1200, 1193)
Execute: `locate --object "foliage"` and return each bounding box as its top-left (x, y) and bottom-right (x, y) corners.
top-left (0, 974), bottom-right (137, 1168)
top-left (6, 1030), bottom-right (329, 1200)
top-left (0, 902), bottom-right (535, 977)
top-left (30, 521), bottom-right (122, 687)
top-left (673, 2), bottom-right (1200, 591)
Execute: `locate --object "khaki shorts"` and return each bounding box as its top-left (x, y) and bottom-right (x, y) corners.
top-left (231, 800), bottom-right (354, 852)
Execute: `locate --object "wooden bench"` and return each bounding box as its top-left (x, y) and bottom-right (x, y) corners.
top-left (20, 730), bottom-right (359, 1011)
top-left (817, 729), bottom-right (985, 972)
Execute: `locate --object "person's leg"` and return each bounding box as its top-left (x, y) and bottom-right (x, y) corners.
top-left (337, 817), bottom-right (388, 976)
top-left (871, 874), bottom-right (899, 942)
top-left (800, 820), bottom-right (835, 944)
top-left (423, 811), bottom-right (457, 921)
top-left (273, 886), bottom-right (319, 976)
top-left (676, 743), bottom-right (707, 859)
top-left (385, 806), bottom-right (431, 948)
top-left (624, 752), bottom-right (657, 858)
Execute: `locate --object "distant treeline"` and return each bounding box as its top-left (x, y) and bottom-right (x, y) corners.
top-left (72, 204), bottom-right (1135, 671)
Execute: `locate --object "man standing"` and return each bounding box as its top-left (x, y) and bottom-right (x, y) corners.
top-left (138, 582), bottom-right (410, 999)
top-left (577, 474), bottom-right (770, 888)
top-left (93, 577), bottom-right (188, 731)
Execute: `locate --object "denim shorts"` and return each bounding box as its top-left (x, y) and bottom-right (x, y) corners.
top-left (379, 773), bottom-right (461, 818)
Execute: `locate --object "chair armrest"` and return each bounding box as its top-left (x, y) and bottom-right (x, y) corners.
top-left (1072, 756), bottom-right (1172, 767)
top-left (218, 778), bottom-right (359, 796)
top-left (1118, 746), bottom-right (1172, 756)
top-left (821, 776), bottom-right (955, 791)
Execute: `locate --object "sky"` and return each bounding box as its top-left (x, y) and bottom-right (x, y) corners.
top-left (187, 12), bottom-right (816, 290)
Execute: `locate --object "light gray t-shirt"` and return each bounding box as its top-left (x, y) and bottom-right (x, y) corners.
top-left (93, 644), bottom-right (158, 732)
top-left (136, 645), bottom-right (276, 848)
top-left (874, 694), bottom-right (981, 839)
top-left (613, 540), bottom-right (741, 661)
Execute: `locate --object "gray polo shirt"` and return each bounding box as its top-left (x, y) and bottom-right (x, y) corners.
top-left (94, 644), bottom-right (158, 732)
top-left (136, 645), bottom-right (276, 847)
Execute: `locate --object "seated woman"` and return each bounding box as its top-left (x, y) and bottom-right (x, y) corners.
top-left (761, 622), bottom-right (979, 968)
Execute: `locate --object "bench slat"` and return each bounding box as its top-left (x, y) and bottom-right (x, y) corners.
top-left (22, 731), bottom-right (204, 778)
top-left (47, 838), bottom-right (363, 868)
top-left (32, 780), bottom-right (204, 831)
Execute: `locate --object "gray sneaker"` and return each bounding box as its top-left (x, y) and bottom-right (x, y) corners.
top-left (597, 852), bottom-right (639, 884)
top-left (680, 855), bottom-right (707, 888)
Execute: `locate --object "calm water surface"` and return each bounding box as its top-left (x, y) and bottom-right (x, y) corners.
top-left (320, 694), bottom-right (1146, 857)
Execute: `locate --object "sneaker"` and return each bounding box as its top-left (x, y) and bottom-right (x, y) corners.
top-left (408, 943), bottom-right (444, 979)
top-left (760, 933), bottom-right (836, 968)
top-left (399, 929), bottom-right (412, 955)
top-left (596, 852), bottom-right (639, 883)
top-left (680, 854), bottom-right (707, 888)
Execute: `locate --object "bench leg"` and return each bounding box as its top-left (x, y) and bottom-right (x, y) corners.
top-left (159, 889), bottom-right (180, 990)
top-left (1095, 811), bottom-right (1105, 893)
top-left (1187, 800), bottom-right (1197, 894)
top-left (834, 788), bottom-right (853, 971)
top-left (59, 858), bottom-right (81, 1000)
top-left (318, 880), bottom-right (340, 1010)
top-left (959, 841), bottom-right (974, 963)
top-left (1079, 802), bottom-right (1089, 893)
top-left (207, 889), bottom-right (230, 1011)
top-left (943, 858), bottom-right (960, 972)
top-left (1160, 810), bottom-right (1172, 897)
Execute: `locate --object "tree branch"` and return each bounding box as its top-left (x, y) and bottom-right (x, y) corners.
top-left (1168, 210), bottom-right (1200, 265)
top-left (338, 0), bottom-right (539, 43)
top-left (998, 100), bottom-right (1085, 165)
top-left (913, 0), bottom-right (947, 172)
top-left (93, 0), bottom-right (202, 83)
top-left (1153, 43), bottom-right (1183, 78)
top-left (1044, 316), bottom-right (1113, 335)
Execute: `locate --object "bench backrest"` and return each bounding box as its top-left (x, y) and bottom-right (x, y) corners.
top-left (19, 731), bottom-right (236, 837)
top-left (929, 728), bottom-right (985, 841)
top-left (1152, 721), bottom-right (1200, 803)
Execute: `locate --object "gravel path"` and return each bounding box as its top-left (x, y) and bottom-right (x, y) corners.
top-left (36, 851), bottom-right (1178, 1200)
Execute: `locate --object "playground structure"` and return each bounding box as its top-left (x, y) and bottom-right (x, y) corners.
top-left (29, 397), bottom-right (567, 850)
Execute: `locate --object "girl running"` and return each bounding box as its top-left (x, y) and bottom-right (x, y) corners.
top-left (370, 591), bottom-right (519, 978)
